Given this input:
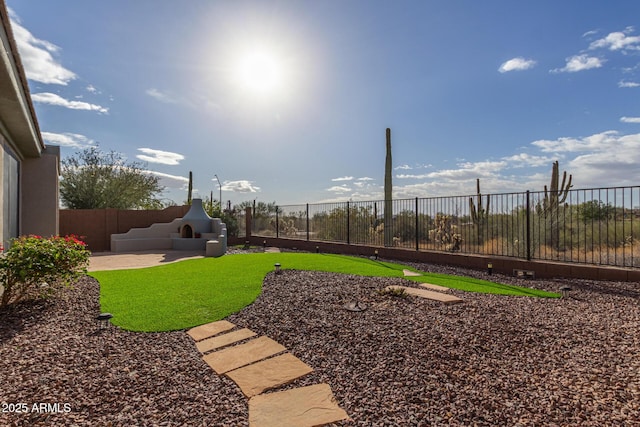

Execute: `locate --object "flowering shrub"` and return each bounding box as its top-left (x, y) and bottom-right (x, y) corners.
top-left (0, 235), bottom-right (90, 306)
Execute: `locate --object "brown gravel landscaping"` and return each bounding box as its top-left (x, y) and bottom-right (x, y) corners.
top-left (1, 258), bottom-right (639, 426)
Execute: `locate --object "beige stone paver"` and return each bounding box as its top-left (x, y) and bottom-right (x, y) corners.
top-left (196, 328), bottom-right (257, 354)
top-left (187, 320), bottom-right (236, 341)
top-left (418, 282), bottom-right (450, 292)
top-left (248, 383), bottom-right (349, 427)
top-left (203, 336), bottom-right (287, 374)
top-left (88, 250), bottom-right (204, 271)
top-left (402, 269), bottom-right (451, 292)
top-left (385, 286), bottom-right (463, 304)
top-left (226, 353), bottom-right (314, 398)
top-left (402, 269), bottom-right (422, 277)
top-left (264, 247), bottom-right (281, 253)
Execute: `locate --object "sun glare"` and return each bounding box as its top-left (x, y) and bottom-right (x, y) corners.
top-left (234, 48), bottom-right (284, 96)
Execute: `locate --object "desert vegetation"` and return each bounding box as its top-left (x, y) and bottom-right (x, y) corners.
top-left (248, 188), bottom-right (640, 268)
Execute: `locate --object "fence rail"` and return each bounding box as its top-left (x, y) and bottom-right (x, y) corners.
top-left (247, 186), bottom-right (640, 268)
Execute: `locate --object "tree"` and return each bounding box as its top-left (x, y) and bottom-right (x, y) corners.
top-left (578, 200), bottom-right (613, 223)
top-left (60, 146), bottom-right (164, 209)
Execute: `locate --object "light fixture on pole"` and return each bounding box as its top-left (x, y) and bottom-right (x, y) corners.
top-left (214, 174), bottom-right (222, 211)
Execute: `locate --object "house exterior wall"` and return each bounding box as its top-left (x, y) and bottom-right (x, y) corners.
top-left (0, 134), bottom-right (19, 248)
top-left (21, 145), bottom-right (59, 237)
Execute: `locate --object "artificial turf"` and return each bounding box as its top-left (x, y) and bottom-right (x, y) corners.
top-left (90, 252), bottom-right (559, 332)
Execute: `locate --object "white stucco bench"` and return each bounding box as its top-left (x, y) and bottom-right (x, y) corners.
top-left (206, 238), bottom-right (225, 257)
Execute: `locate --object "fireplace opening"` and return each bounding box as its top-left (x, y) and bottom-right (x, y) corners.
top-left (181, 224), bottom-right (193, 238)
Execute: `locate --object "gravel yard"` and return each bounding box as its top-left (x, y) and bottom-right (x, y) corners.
top-left (1, 258), bottom-right (639, 426)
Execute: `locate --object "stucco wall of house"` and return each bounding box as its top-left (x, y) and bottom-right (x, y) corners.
top-left (21, 145), bottom-right (59, 237)
top-left (0, 132), bottom-right (20, 248)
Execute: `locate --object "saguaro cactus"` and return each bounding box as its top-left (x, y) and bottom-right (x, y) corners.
top-left (542, 161), bottom-right (572, 214)
top-left (384, 128), bottom-right (393, 247)
top-left (187, 171), bottom-right (193, 205)
top-left (469, 178), bottom-right (490, 245)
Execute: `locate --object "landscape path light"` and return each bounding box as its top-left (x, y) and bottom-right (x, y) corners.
top-left (274, 263), bottom-right (282, 274)
top-left (96, 312), bottom-right (113, 329)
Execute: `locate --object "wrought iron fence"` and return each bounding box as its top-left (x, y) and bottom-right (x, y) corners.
top-left (247, 186), bottom-right (640, 268)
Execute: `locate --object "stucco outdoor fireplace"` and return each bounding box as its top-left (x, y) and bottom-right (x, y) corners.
top-left (110, 198), bottom-right (227, 257)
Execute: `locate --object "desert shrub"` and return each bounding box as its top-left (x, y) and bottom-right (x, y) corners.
top-left (428, 214), bottom-right (461, 251)
top-left (0, 235), bottom-right (90, 306)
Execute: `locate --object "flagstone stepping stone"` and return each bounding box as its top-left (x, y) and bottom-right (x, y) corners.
top-left (196, 328), bottom-right (257, 354)
top-left (402, 270), bottom-right (451, 292)
top-left (264, 247), bottom-right (281, 253)
top-left (248, 383), bottom-right (349, 427)
top-left (187, 320), bottom-right (235, 341)
top-left (418, 282), bottom-right (450, 292)
top-left (226, 353), bottom-right (314, 398)
top-left (402, 268), bottom-right (422, 277)
top-left (203, 336), bottom-right (287, 374)
top-left (385, 286), bottom-right (463, 304)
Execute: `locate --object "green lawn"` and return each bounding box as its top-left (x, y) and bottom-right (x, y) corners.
top-left (90, 253), bottom-right (559, 332)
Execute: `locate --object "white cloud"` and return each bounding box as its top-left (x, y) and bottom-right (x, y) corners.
top-left (531, 130), bottom-right (620, 152)
top-left (397, 161), bottom-right (507, 181)
top-left (589, 28), bottom-right (640, 51)
top-left (41, 132), bottom-right (94, 148)
top-left (136, 148), bottom-right (185, 165)
top-left (326, 131), bottom-right (640, 200)
top-left (430, 161), bottom-right (508, 180)
top-left (32, 92), bottom-right (109, 113)
top-left (565, 133), bottom-right (640, 187)
top-left (9, 10), bottom-right (77, 85)
top-left (501, 153), bottom-right (556, 167)
top-left (86, 85), bottom-right (100, 94)
top-left (394, 164), bottom-right (412, 170)
top-left (619, 81), bottom-right (640, 88)
top-left (498, 57), bottom-right (537, 73)
top-left (353, 177), bottom-right (376, 189)
top-left (146, 88), bottom-right (180, 104)
top-left (582, 29), bottom-right (599, 38)
top-left (221, 180), bottom-right (261, 193)
top-left (396, 173), bottom-right (430, 179)
top-left (331, 176), bottom-right (354, 182)
top-left (327, 185), bottom-right (351, 193)
top-left (143, 170), bottom-right (190, 188)
top-left (551, 54), bottom-right (605, 73)
top-left (620, 117), bottom-right (640, 123)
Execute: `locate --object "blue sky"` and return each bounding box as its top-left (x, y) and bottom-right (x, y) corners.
top-left (8, 0), bottom-right (640, 207)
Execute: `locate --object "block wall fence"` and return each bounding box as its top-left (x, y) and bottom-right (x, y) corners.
top-left (59, 205), bottom-right (191, 252)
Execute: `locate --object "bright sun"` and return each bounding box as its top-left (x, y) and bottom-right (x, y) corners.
top-left (234, 49), bottom-right (284, 95)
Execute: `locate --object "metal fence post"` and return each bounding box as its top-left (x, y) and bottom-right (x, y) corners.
top-left (306, 203), bottom-right (309, 241)
top-left (526, 191), bottom-right (531, 261)
top-left (415, 197), bottom-right (419, 251)
top-left (276, 206), bottom-right (279, 239)
top-left (346, 201), bottom-right (350, 245)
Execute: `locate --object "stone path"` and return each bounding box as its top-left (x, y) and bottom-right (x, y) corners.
top-left (386, 285), bottom-right (464, 304)
top-left (401, 269), bottom-right (464, 303)
top-left (187, 320), bottom-right (349, 426)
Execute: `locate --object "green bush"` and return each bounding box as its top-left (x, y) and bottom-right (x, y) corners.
top-left (0, 235), bottom-right (90, 306)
